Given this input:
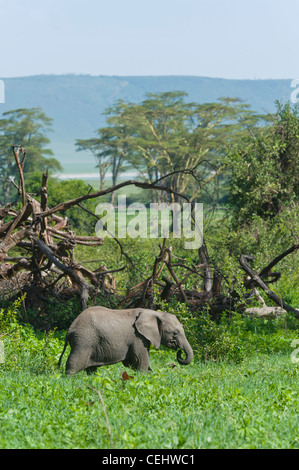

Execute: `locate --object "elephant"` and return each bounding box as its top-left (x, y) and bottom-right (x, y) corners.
top-left (58, 306), bottom-right (193, 375)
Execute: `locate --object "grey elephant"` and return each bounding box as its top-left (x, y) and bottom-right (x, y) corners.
top-left (58, 306), bottom-right (193, 374)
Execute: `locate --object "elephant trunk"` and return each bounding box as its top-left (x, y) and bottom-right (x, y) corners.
top-left (176, 339), bottom-right (193, 365)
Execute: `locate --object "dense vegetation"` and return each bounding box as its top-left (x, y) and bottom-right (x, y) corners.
top-left (0, 108), bottom-right (61, 204)
top-left (76, 91), bottom-right (264, 203)
top-left (0, 297), bottom-right (298, 449)
top-left (0, 92), bottom-right (298, 449)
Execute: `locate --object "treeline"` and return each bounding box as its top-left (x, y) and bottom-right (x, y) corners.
top-left (75, 91), bottom-right (265, 204)
top-left (0, 108), bottom-right (61, 204)
top-left (0, 92), bottom-right (298, 229)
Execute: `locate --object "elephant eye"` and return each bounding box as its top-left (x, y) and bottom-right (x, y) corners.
top-left (173, 330), bottom-right (179, 336)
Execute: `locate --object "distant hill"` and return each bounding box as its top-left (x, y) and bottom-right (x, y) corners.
top-left (0, 75), bottom-right (293, 176)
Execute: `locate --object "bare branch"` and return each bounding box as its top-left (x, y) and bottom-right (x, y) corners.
top-left (36, 179), bottom-right (189, 219)
top-left (11, 145), bottom-right (26, 206)
top-left (30, 235), bottom-right (90, 310)
top-left (259, 244), bottom-right (299, 279)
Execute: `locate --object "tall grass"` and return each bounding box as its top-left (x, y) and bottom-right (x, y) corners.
top-left (1, 352), bottom-right (299, 449)
top-left (0, 299), bottom-right (298, 449)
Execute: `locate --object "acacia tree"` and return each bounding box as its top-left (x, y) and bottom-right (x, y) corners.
top-left (75, 138), bottom-right (111, 191)
top-left (76, 123), bottom-right (131, 203)
top-left (0, 108), bottom-right (62, 203)
top-left (77, 92), bottom-right (260, 204)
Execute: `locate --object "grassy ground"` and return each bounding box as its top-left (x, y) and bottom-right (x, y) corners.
top-left (0, 294), bottom-right (298, 449)
top-left (0, 336), bottom-right (298, 449)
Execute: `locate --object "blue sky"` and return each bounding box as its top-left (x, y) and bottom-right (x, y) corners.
top-left (0, 0), bottom-right (299, 79)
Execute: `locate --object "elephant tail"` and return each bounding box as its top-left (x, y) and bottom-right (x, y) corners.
top-left (57, 333), bottom-right (69, 367)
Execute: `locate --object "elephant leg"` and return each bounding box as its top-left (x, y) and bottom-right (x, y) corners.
top-left (122, 358), bottom-right (150, 371)
top-left (65, 349), bottom-right (91, 375)
top-left (138, 357), bottom-right (151, 372)
top-left (123, 342), bottom-right (150, 371)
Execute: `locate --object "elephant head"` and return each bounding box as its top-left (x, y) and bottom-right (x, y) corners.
top-left (134, 310), bottom-right (193, 366)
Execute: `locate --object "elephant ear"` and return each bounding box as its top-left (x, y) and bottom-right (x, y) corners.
top-left (134, 310), bottom-right (162, 348)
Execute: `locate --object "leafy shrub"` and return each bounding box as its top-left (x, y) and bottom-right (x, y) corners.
top-left (157, 299), bottom-right (299, 364)
top-left (29, 297), bottom-right (82, 331)
top-left (25, 173), bottom-right (99, 234)
top-left (0, 295), bottom-right (25, 334)
top-left (156, 300), bottom-right (249, 363)
top-left (0, 296), bottom-right (65, 374)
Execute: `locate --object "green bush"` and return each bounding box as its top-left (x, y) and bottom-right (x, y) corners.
top-left (156, 300), bottom-right (248, 363)
top-left (0, 296), bottom-right (65, 373)
top-left (0, 295), bottom-right (26, 332)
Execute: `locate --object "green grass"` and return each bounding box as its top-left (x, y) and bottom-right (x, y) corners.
top-left (0, 351), bottom-right (298, 449)
top-left (1, 307), bottom-right (299, 449)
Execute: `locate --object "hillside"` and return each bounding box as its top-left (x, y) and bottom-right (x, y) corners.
top-left (0, 75), bottom-right (293, 176)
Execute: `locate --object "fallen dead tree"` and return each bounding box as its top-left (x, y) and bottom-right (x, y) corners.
top-left (245, 306), bottom-right (287, 318)
top-left (240, 248), bottom-right (299, 318)
top-left (0, 145), bottom-right (298, 325)
top-left (0, 145), bottom-right (118, 314)
top-left (119, 239), bottom-right (240, 318)
top-left (120, 241), bottom-right (299, 320)
top-left (0, 145), bottom-right (218, 318)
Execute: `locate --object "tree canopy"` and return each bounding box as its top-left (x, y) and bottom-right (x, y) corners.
top-left (226, 102), bottom-right (299, 226)
top-left (76, 91), bottom-right (261, 203)
top-left (0, 108), bottom-right (62, 204)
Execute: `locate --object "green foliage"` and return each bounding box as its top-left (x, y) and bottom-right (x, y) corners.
top-left (0, 296), bottom-right (64, 373)
top-left (204, 204), bottom-right (299, 307)
top-left (0, 296), bottom-right (299, 449)
top-left (77, 92), bottom-right (259, 203)
top-left (25, 173), bottom-right (99, 234)
top-left (155, 299), bottom-right (299, 364)
top-left (0, 108), bottom-right (62, 204)
top-left (163, 301), bottom-right (248, 363)
top-left (0, 296), bottom-right (25, 334)
top-left (0, 335), bottom-right (299, 448)
top-left (226, 102), bottom-right (299, 226)
top-left (26, 297), bottom-right (82, 331)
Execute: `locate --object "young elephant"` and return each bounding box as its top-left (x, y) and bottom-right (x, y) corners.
top-left (58, 306), bottom-right (193, 375)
